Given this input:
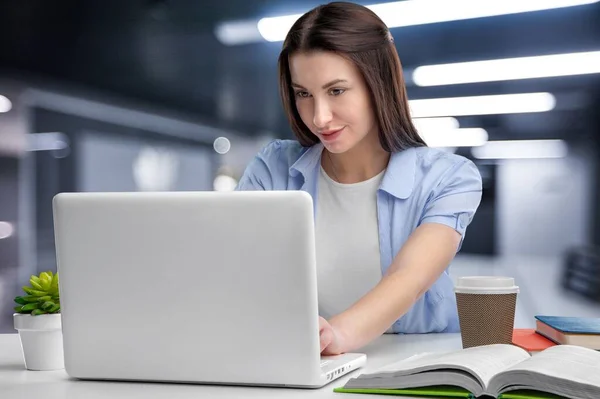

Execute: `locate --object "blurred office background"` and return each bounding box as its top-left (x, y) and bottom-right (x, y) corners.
top-left (0, 0), bottom-right (599, 333)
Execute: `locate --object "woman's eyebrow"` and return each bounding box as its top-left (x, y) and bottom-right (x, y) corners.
top-left (291, 79), bottom-right (348, 90)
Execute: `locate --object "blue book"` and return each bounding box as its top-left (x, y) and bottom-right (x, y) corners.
top-left (535, 316), bottom-right (600, 349)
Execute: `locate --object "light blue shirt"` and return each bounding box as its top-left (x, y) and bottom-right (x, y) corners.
top-left (236, 140), bottom-right (482, 333)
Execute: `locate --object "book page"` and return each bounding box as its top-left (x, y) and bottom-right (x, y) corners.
top-left (364, 344), bottom-right (530, 388)
top-left (498, 345), bottom-right (600, 387)
top-left (373, 352), bottom-right (441, 373)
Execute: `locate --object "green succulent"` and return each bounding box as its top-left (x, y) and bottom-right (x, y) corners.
top-left (14, 271), bottom-right (60, 315)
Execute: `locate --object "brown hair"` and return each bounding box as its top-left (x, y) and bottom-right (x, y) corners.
top-left (277, 1), bottom-right (426, 152)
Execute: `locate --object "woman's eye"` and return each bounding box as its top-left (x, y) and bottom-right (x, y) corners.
top-left (330, 88), bottom-right (345, 96)
top-left (295, 91), bottom-right (310, 98)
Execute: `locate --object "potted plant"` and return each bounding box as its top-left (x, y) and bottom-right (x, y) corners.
top-left (13, 271), bottom-right (64, 370)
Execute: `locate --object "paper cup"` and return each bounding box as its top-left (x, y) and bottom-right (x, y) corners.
top-left (454, 277), bottom-right (519, 349)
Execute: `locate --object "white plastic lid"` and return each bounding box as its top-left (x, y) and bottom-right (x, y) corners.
top-left (454, 276), bottom-right (519, 294)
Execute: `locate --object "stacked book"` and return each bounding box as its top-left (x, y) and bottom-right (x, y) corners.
top-left (512, 316), bottom-right (600, 354)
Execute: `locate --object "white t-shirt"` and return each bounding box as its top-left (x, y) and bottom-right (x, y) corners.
top-left (315, 165), bottom-right (385, 320)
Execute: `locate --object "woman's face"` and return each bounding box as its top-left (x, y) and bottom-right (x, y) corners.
top-left (289, 51), bottom-right (378, 154)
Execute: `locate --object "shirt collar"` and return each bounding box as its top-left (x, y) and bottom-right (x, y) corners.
top-left (289, 143), bottom-right (416, 199)
top-left (289, 143), bottom-right (323, 180)
top-left (380, 147), bottom-right (416, 199)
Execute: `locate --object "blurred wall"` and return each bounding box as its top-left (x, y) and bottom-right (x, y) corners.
top-left (497, 145), bottom-right (596, 257)
top-left (0, 157), bottom-right (19, 332)
top-left (0, 81), bottom-right (26, 332)
top-left (0, 81), bottom-right (26, 156)
top-left (77, 132), bottom-right (214, 192)
top-left (0, 80), bottom-right (240, 332)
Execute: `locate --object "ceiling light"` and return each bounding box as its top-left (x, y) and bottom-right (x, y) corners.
top-left (471, 139), bottom-right (568, 159)
top-left (412, 117), bottom-right (459, 131)
top-left (215, 20), bottom-right (263, 46)
top-left (413, 51), bottom-right (600, 86)
top-left (371, 0), bottom-right (600, 29)
top-left (409, 92), bottom-right (555, 118)
top-left (256, 0), bottom-right (599, 43)
top-left (0, 95), bottom-right (12, 113)
top-left (0, 221), bottom-right (14, 239)
top-left (420, 128), bottom-right (488, 148)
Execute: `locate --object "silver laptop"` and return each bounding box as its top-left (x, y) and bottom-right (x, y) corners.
top-left (53, 190), bottom-right (366, 388)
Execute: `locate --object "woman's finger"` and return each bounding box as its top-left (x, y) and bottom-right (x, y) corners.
top-left (320, 327), bottom-right (333, 352)
top-left (318, 316), bottom-right (327, 332)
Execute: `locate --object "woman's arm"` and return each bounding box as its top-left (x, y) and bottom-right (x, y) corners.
top-left (320, 222), bottom-right (461, 355)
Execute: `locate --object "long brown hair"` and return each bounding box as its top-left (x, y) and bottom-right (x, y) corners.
top-left (278, 1), bottom-right (426, 152)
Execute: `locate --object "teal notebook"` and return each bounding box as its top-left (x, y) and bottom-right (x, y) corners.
top-left (535, 316), bottom-right (600, 335)
top-left (333, 343), bottom-right (600, 398)
top-left (535, 316), bottom-right (600, 349)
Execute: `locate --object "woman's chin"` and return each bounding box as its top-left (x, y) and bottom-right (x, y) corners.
top-left (322, 140), bottom-right (351, 154)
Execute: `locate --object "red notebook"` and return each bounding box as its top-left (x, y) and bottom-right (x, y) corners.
top-left (512, 328), bottom-right (557, 354)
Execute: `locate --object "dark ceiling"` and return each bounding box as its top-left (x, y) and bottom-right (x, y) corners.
top-left (1, 0), bottom-right (599, 140)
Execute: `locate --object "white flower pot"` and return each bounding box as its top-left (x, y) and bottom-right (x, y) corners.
top-left (13, 313), bottom-right (64, 371)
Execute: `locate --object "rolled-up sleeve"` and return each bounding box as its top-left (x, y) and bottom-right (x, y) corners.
top-left (419, 159), bottom-right (483, 251)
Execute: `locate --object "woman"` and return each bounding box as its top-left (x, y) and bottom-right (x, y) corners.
top-left (236, 2), bottom-right (482, 356)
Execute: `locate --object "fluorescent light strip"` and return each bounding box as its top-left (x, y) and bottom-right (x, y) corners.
top-left (409, 92), bottom-right (556, 118)
top-left (214, 20), bottom-right (263, 46)
top-left (257, 15), bottom-right (301, 42)
top-left (471, 139), bottom-right (568, 159)
top-left (371, 0), bottom-right (599, 29)
top-left (412, 117), bottom-right (459, 131)
top-left (256, 0), bottom-right (599, 43)
top-left (413, 51), bottom-right (600, 86)
top-left (420, 128), bottom-right (488, 148)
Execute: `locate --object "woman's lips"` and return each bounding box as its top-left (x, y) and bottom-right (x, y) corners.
top-left (319, 127), bottom-right (345, 142)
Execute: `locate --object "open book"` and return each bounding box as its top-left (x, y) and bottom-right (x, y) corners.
top-left (334, 344), bottom-right (600, 399)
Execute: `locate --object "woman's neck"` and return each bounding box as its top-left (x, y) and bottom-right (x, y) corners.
top-left (322, 139), bottom-right (390, 184)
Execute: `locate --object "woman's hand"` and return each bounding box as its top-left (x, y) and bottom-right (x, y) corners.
top-left (319, 316), bottom-right (348, 355)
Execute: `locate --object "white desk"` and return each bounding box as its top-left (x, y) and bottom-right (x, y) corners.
top-left (0, 332), bottom-right (462, 399)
